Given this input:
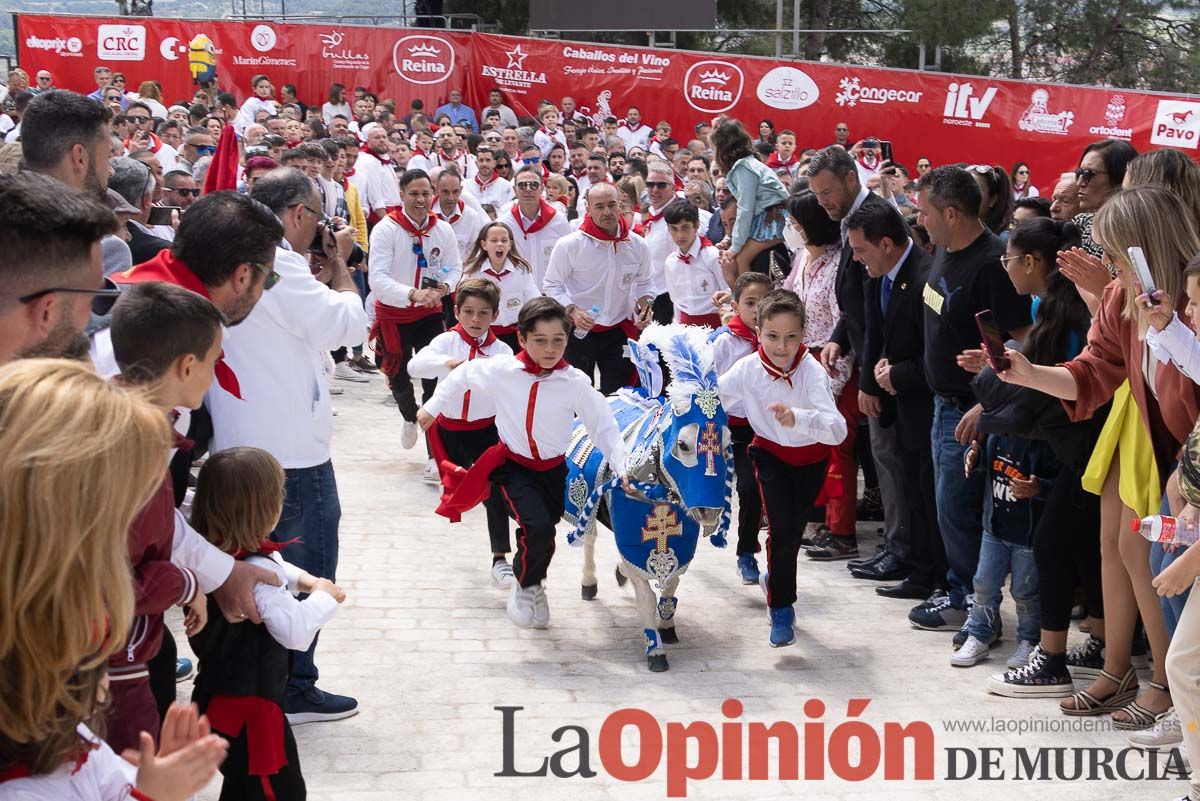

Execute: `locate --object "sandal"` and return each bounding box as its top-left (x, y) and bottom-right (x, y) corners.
top-left (1112, 681), bottom-right (1172, 731)
top-left (1060, 667), bottom-right (1139, 716)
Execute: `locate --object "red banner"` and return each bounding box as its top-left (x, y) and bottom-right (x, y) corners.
top-left (17, 14), bottom-right (1200, 192)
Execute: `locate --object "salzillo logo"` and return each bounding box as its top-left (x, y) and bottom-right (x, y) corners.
top-left (1017, 89), bottom-right (1074, 136)
top-left (755, 66), bottom-right (819, 111)
top-left (393, 35), bottom-right (454, 85)
top-left (26, 35), bottom-right (83, 56)
top-left (835, 76), bottom-right (921, 107)
top-left (942, 82), bottom-right (997, 128)
top-left (250, 24), bottom-right (277, 53)
top-left (683, 60), bottom-right (744, 114)
top-left (1090, 94), bottom-right (1133, 140)
top-left (1151, 99), bottom-right (1200, 150)
top-left (97, 24), bottom-right (145, 61)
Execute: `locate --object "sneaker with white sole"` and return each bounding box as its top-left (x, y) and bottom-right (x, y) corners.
top-left (909, 596), bottom-right (967, 631)
top-left (423, 458), bottom-right (439, 484)
top-left (491, 560), bottom-right (515, 588)
top-left (328, 384), bottom-right (344, 395)
top-left (507, 584), bottom-right (536, 628)
top-left (951, 635), bottom-right (992, 667)
top-left (1066, 633), bottom-right (1105, 682)
top-left (986, 645), bottom-right (1074, 698)
top-left (333, 361), bottom-right (369, 382)
top-left (284, 686), bottom-right (359, 725)
top-left (1007, 640), bottom-right (1038, 669)
top-left (531, 583), bottom-right (550, 629)
top-left (1128, 708), bottom-right (1183, 750)
top-left (401, 420), bottom-right (419, 449)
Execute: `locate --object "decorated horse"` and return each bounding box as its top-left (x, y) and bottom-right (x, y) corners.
top-left (563, 324), bottom-right (733, 672)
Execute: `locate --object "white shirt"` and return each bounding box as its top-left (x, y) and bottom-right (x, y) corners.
top-left (4, 121), bottom-right (20, 144)
top-left (533, 127), bottom-right (568, 159)
top-left (349, 150), bottom-right (401, 217)
top-left (434, 200), bottom-right (489, 263)
top-left (423, 355), bottom-right (629, 475)
top-left (575, 175), bottom-right (613, 215)
top-left (617, 122), bottom-right (652, 152)
top-left (232, 96), bottom-right (278, 134)
top-left (367, 212), bottom-right (463, 308)
top-left (406, 152), bottom-right (432, 173)
top-left (463, 173), bottom-right (515, 211)
top-left (1146, 314), bottom-right (1200, 386)
top-left (639, 199), bottom-right (712, 297)
top-left (664, 238), bottom-right (729, 318)
top-left (322, 101), bottom-right (352, 124)
top-left (429, 149), bottom-right (477, 181)
top-left (470, 260), bottom-right (542, 328)
top-left (248, 552), bottom-right (339, 652)
top-left (0, 724), bottom-right (140, 800)
top-left (718, 351), bottom-right (847, 447)
top-left (408, 329), bottom-right (513, 420)
top-left (481, 103), bottom-right (519, 128)
top-left (543, 227), bottom-right (654, 327)
top-left (710, 326), bottom-right (756, 419)
top-left (208, 245), bottom-right (368, 468)
top-left (498, 200), bottom-right (573, 289)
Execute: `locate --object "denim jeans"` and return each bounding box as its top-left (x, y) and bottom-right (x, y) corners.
top-left (271, 459), bottom-right (341, 695)
top-left (967, 531), bottom-right (1040, 644)
top-left (931, 395), bottom-right (985, 609)
top-left (1150, 484), bottom-right (1191, 637)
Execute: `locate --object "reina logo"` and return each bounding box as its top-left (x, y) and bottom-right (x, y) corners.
top-left (683, 60), bottom-right (743, 114)
top-left (942, 82), bottom-right (996, 128)
top-left (393, 35), bottom-right (454, 85)
top-left (97, 24), bottom-right (146, 61)
top-left (1150, 100), bottom-right (1200, 150)
top-left (1089, 94), bottom-right (1133, 140)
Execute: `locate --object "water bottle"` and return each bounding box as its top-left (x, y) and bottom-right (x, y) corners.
top-left (1132, 515), bottom-right (1200, 546)
top-left (574, 304), bottom-right (601, 339)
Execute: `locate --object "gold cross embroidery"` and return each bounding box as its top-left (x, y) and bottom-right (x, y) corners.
top-left (642, 503), bottom-right (681, 553)
top-left (699, 421), bottom-right (720, 477)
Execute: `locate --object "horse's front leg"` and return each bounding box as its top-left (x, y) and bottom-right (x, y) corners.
top-left (628, 567), bottom-right (669, 672)
top-left (657, 574), bottom-right (680, 644)
top-left (581, 529), bottom-right (598, 600)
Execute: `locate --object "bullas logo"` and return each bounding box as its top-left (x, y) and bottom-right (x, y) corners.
top-left (319, 30), bottom-right (371, 70)
top-left (683, 60), bottom-right (743, 114)
top-left (393, 35), bottom-right (454, 85)
top-left (25, 34), bottom-right (83, 56)
top-left (1151, 100), bottom-right (1200, 150)
top-left (942, 82), bottom-right (996, 128)
top-left (1017, 89), bottom-right (1074, 136)
top-left (755, 66), bottom-right (819, 111)
top-left (1090, 94), bottom-right (1133, 140)
top-left (97, 24), bottom-right (146, 61)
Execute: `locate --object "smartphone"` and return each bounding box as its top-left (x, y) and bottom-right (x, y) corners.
top-left (1128, 246), bottom-right (1157, 300)
top-left (974, 309), bottom-right (1011, 372)
top-left (880, 140), bottom-right (893, 165)
top-left (147, 205), bottom-right (181, 226)
top-left (420, 276), bottom-right (441, 291)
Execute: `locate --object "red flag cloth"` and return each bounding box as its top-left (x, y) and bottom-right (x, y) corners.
top-left (204, 123), bottom-right (240, 194)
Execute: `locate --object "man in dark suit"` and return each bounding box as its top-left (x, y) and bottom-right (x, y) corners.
top-left (844, 199), bottom-right (946, 601)
top-left (109, 156), bottom-right (171, 264)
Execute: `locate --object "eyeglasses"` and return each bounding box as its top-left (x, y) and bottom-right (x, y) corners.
top-left (294, 203), bottom-right (324, 220)
top-left (523, 157), bottom-right (541, 165)
top-left (515, 181), bottom-right (541, 191)
top-left (19, 276), bottom-right (123, 316)
top-left (645, 181), bottom-right (671, 190)
top-left (1074, 167), bottom-right (1107, 186)
top-left (248, 261), bottom-right (280, 290)
top-left (195, 145), bottom-right (216, 157)
top-left (37, 76), bottom-right (51, 82)
top-left (127, 115), bottom-right (151, 124)
top-left (1000, 254), bottom-right (1023, 265)
top-left (171, 187), bottom-right (200, 197)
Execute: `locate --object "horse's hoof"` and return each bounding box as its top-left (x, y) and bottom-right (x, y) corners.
top-left (581, 583), bottom-right (598, 601)
top-left (647, 653), bottom-right (669, 672)
top-left (615, 565), bottom-right (628, 587)
top-left (658, 627), bottom-right (678, 645)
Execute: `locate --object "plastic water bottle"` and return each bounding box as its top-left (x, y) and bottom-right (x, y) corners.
top-left (574, 304), bottom-right (601, 339)
top-left (1133, 515), bottom-right (1200, 546)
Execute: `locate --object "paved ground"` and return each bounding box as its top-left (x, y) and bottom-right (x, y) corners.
top-left (179, 372), bottom-right (1186, 800)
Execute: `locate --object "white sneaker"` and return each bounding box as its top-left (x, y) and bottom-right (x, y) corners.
top-left (507, 583), bottom-right (536, 628)
top-left (401, 420), bottom-right (419, 449)
top-left (328, 384), bottom-right (344, 395)
top-left (423, 458), bottom-right (439, 484)
top-left (1007, 640), bottom-right (1038, 668)
top-left (333, 361), bottom-right (369, 383)
top-left (1128, 708), bottom-right (1183, 749)
top-left (491, 560), bottom-right (515, 589)
top-left (531, 583), bottom-right (550, 629)
top-left (951, 635), bottom-right (991, 667)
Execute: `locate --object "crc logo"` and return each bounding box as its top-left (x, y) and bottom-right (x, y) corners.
top-left (755, 66), bottom-right (819, 111)
top-left (393, 35), bottom-right (454, 85)
top-left (683, 60), bottom-right (743, 114)
top-left (250, 24), bottom-right (277, 52)
top-left (942, 81), bottom-right (997, 128)
top-left (97, 24), bottom-right (146, 61)
top-left (1151, 100), bottom-right (1200, 150)
top-left (25, 35), bottom-right (83, 56)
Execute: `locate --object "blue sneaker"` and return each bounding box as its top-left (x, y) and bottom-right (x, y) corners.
top-left (769, 606), bottom-right (795, 648)
top-left (175, 657), bottom-right (194, 683)
top-left (284, 686), bottom-right (360, 725)
top-left (737, 553), bottom-right (760, 585)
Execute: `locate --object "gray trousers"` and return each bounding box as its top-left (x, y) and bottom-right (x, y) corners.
top-left (869, 415), bottom-right (911, 561)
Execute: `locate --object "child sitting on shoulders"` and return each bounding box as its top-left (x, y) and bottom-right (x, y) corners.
top-left (188, 447), bottom-right (346, 801)
top-left (711, 116), bottom-right (789, 283)
top-left (662, 198), bottom-right (729, 330)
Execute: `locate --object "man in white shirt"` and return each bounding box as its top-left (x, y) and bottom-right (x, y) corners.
top-left (499, 165), bottom-right (572, 289)
top-left (212, 167), bottom-right (368, 724)
top-left (544, 182), bottom-right (655, 394)
top-left (349, 123), bottom-right (401, 225)
top-left (125, 100), bottom-right (178, 173)
top-left (462, 146), bottom-right (513, 216)
top-left (433, 168), bottom-right (489, 265)
top-left (480, 88), bottom-right (519, 129)
top-left (574, 153), bottom-right (611, 216)
top-left (639, 161), bottom-right (713, 324)
top-left (616, 106), bottom-right (652, 152)
top-left (429, 125), bottom-right (476, 180)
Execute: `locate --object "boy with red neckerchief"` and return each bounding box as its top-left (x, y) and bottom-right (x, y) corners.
top-left (409, 279), bottom-right (515, 589)
top-left (766, 130), bottom-right (800, 179)
top-left (463, 146), bottom-right (515, 213)
top-left (533, 106), bottom-right (568, 160)
top-left (662, 198), bottom-right (728, 330)
top-left (418, 297), bottom-right (630, 629)
top-left (717, 290), bottom-right (847, 649)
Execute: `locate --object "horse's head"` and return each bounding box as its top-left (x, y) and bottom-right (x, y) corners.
top-left (634, 325), bottom-right (730, 529)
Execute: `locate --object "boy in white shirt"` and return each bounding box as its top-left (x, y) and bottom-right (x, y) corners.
top-left (663, 198), bottom-right (728, 329)
top-left (533, 107), bottom-right (568, 160)
top-left (417, 298), bottom-right (630, 629)
top-left (717, 290), bottom-right (846, 648)
top-left (409, 280), bottom-right (515, 587)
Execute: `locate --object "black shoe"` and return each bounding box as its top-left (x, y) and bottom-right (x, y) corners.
top-left (805, 534), bottom-right (860, 561)
top-left (987, 646), bottom-right (1074, 698)
top-left (856, 487), bottom-right (884, 521)
top-left (801, 524), bottom-right (830, 549)
top-left (1066, 633), bottom-right (1106, 682)
top-left (847, 547), bottom-right (887, 570)
top-left (849, 552), bottom-right (909, 581)
top-left (876, 580), bottom-right (933, 600)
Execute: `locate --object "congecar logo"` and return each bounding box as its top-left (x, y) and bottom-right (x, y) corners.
top-left (683, 60), bottom-right (743, 114)
top-left (755, 66), bottom-right (819, 111)
top-left (394, 35), bottom-right (454, 85)
top-left (1150, 100), bottom-right (1200, 150)
top-left (25, 35), bottom-right (83, 57)
top-left (97, 24), bottom-right (145, 61)
top-left (834, 76), bottom-right (921, 107)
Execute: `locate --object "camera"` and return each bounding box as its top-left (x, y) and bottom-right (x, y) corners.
top-left (310, 218), bottom-right (364, 267)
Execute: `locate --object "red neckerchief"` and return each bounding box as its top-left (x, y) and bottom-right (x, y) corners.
top-left (673, 170), bottom-right (685, 191)
top-left (641, 204), bottom-right (668, 234)
top-left (230, 537), bottom-right (299, 560)
top-left (435, 148), bottom-right (462, 168)
top-left (361, 142), bottom-right (392, 164)
top-left (539, 126), bottom-right (559, 139)
top-left (677, 237), bottom-right (714, 264)
top-left (571, 167), bottom-right (586, 179)
top-left (727, 315), bottom-right (759, 349)
top-left (452, 323), bottom-right (497, 358)
top-left (767, 151), bottom-right (796, 171)
top-left (511, 200), bottom-right (556, 237)
top-left (124, 131), bottom-right (162, 154)
top-left (343, 166), bottom-right (355, 179)
top-left (285, 139), bottom-right (303, 148)
top-left (758, 345), bottom-right (808, 388)
top-left (857, 153), bottom-right (878, 171)
top-left (412, 146), bottom-right (429, 158)
top-left (114, 250), bottom-right (243, 400)
top-left (621, 121), bottom-right (648, 134)
top-left (475, 172), bottom-right (498, 189)
top-left (388, 208), bottom-right (435, 245)
top-left (482, 259), bottom-right (513, 280)
top-left (579, 213), bottom-right (631, 248)
top-left (435, 199), bottom-right (465, 225)
top-left (516, 349), bottom-right (568, 374)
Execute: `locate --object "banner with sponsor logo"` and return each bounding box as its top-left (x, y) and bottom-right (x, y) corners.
top-left (16, 15), bottom-right (1199, 191)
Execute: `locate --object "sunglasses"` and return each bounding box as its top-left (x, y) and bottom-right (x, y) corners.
top-left (127, 115), bottom-right (151, 124)
top-left (645, 181), bottom-right (671, 190)
top-left (248, 261), bottom-right (280, 290)
top-left (19, 276), bottom-right (123, 316)
top-left (1074, 167), bottom-right (1107, 186)
top-left (515, 181), bottom-right (541, 191)
top-left (196, 145), bottom-right (216, 157)
top-left (171, 187), bottom-right (200, 197)
top-left (523, 157), bottom-right (541, 165)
